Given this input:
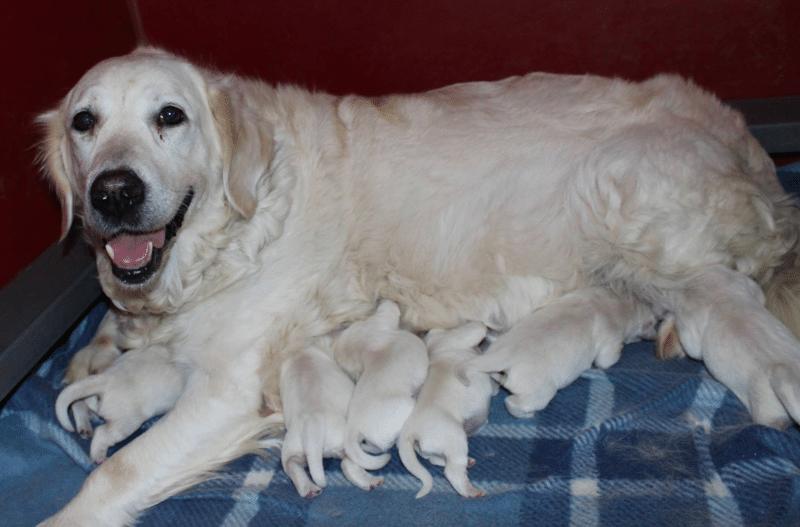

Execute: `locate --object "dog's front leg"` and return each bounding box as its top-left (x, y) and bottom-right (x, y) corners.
top-left (39, 364), bottom-right (276, 527)
top-left (659, 265), bottom-right (800, 427)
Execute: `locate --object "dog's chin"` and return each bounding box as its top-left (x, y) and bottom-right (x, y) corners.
top-left (110, 244), bottom-right (165, 285)
top-left (102, 189), bottom-right (195, 287)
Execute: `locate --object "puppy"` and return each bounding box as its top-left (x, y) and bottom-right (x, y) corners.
top-left (468, 288), bottom-right (656, 418)
top-left (333, 300), bottom-right (429, 470)
top-left (61, 310), bottom-right (159, 438)
top-left (56, 345), bottom-right (185, 463)
top-left (280, 342), bottom-right (383, 497)
top-left (398, 322), bottom-right (491, 498)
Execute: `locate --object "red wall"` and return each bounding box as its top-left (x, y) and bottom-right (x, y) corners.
top-left (1, 1), bottom-right (136, 288)
top-left (2, 0), bottom-right (799, 288)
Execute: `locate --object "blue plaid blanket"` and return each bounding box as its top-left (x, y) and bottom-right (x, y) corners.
top-left (3, 164), bottom-right (800, 527)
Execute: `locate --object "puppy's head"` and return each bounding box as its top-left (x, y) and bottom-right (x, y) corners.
top-left (37, 48), bottom-right (274, 311)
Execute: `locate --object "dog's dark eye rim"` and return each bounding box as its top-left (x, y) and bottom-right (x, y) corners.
top-left (71, 110), bottom-right (96, 133)
top-left (157, 105), bottom-right (186, 127)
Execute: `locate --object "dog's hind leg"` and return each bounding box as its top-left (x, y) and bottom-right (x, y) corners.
top-left (658, 265), bottom-right (800, 427)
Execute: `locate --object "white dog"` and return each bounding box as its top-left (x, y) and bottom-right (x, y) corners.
top-left (398, 322), bottom-right (492, 498)
top-left (332, 300), bottom-right (429, 470)
top-left (279, 342), bottom-right (384, 497)
top-left (37, 47), bottom-right (800, 526)
top-left (468, 288), bottom-right (657, 418)
top-left (56, 345), bottom-right (186, 464)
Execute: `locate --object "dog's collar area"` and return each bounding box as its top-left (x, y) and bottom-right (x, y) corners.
top-left (109, 188), bottom-right (195, 285)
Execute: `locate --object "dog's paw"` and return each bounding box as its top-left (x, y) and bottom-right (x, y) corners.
top-left (745, 361), bottom-right (800, 428)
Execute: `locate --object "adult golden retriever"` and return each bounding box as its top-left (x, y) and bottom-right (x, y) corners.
top-left (37, 47), bottom-right (800, 525)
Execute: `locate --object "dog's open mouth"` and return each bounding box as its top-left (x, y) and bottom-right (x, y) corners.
top-left (106, 189), bottom-right (194, 285)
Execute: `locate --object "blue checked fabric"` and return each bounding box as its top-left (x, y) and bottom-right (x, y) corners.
top-left (3, 163), bottom-right (800, 526)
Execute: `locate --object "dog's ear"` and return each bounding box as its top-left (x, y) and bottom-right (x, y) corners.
top-left (208, 82), bottom-right (274, 219)
top-left (36, 105), bottom-right (74, 240)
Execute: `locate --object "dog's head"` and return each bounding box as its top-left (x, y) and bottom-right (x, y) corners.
top-left (37, 48), bottom-right (275, 311)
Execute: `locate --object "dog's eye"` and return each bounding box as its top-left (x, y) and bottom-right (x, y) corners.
top-left (72, 110), bottom-right (96, 133)
top-left (157, 106), bottom-right (186, 127)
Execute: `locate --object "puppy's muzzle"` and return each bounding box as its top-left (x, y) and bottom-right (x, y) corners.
top-left (90, 168), bottom-right (145, 225)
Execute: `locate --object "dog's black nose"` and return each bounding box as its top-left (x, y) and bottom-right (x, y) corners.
top-left (90, 168), bottom-right (145, 222)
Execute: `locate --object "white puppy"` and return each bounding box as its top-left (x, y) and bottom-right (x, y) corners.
top-left (398, 322), bottom-right (492, 498)
top-left (62, 309), bottom-right (159, 438)
top-left (56, 345), bottom-right (185, 463)
top-left (333, 300), bottom-right (429, 470)
top-left (468, 288), bottom-right (657, 418)
top-left (280, 342), bottom-right (383, 497)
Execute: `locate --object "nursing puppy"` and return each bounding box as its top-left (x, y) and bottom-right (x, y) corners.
top-left (333, 301), bottom-right (429, 470)
top-left (468, 288), bottom-right (657, 418)
top-left (59, 310), bottom-right (160, 441)
top-left (280, 342), bottom-right (383, 497)
top-left (56, 345), bottom-right (185, 464)
top-left (398, 322), bottom-right (492, 498)
top-left (37, 47), bottom-right (800, 525)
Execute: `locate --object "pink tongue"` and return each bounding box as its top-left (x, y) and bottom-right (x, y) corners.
top-left (107, 229), bottom-right (166, 270)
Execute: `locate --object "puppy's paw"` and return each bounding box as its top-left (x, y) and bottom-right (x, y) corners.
top-left (71, 399), bottom-right (97, 438)
top-left (303, 485), bottom-right (323, 498)
top-left (341, 457), bottom-right (385, 491)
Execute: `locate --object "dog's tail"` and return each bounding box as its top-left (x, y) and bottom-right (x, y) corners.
top-left (55, 376), bottom-right (107, 432)
top-left (397, 429), bottom-right (433, 499)
top-left (302, 416), bottom-right (328, 489)
top-left (344, 428), bottom-right (391, 471)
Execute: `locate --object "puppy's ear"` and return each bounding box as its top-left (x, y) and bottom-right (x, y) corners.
top-left (208, 82), bottom-right (274, 219)
top-left (36, 105), bottom-right (74, 240)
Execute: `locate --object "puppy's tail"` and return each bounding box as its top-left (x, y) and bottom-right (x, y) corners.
top-left (55, 376), bottom-right (106, 432)
top-left (302, 416), bottom-right (328, 488)
top-left (397, 430), bottom-right (433, 499)
top-left (763, 250), bottom-right (800, 341)
top-left (344, 428), bottom-right (391, 471)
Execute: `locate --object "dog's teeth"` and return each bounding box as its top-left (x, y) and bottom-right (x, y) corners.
top-left (105, 244), bottom-right (115, 260)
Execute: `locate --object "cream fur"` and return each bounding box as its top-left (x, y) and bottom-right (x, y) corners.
top-left (279, 342), bottom-right (383, 497)
top-left (36, 47), bottom-right (800, 526)
top-left (398, 322), bottom-right (491, 498)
